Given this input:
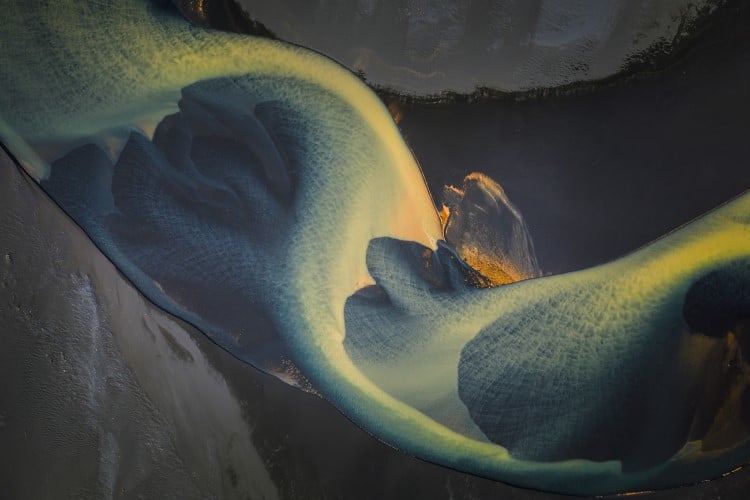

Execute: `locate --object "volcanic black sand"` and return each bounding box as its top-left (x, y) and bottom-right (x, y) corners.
top-left (1, 136), bottom-right (750, 499)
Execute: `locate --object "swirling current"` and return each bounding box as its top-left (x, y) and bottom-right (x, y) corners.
top-left (1, 0), bottom-right (750, 495)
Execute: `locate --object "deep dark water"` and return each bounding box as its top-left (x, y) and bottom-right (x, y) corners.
top-left (394, 1), bottom-right (750, 275)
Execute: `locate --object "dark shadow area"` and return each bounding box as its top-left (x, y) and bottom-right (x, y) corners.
top-left (394, 1), bottom-right (750, 275)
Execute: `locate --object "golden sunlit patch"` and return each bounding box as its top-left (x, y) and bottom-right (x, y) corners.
top-left (386, 101), bottom-right (403, 124)
top-left (438, 203), bottom-right (451, 228)
top-left (441, 173), bottom-right (538, 287)
top-left (460, 246), bottom-right (525, 286)
top-left (615, 490), bottom-right (656, 497)
top-left (723, 465), bottom-right (745, 477)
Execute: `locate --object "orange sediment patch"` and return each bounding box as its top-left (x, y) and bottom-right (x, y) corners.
top-left (459, 246), bottom-right (527, 286)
